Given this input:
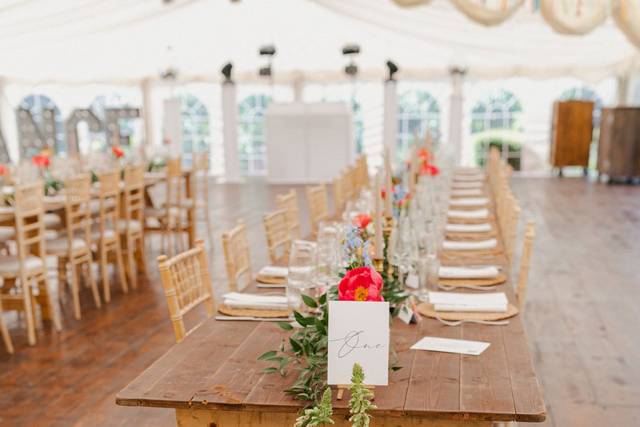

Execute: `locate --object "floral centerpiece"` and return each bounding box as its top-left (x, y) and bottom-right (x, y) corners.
top-left (31, 151), bottom-right (61, 196)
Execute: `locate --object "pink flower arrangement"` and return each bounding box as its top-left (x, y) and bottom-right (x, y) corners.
top-left (31, 153), bottom-right (50, 168)
top-left (338, 266), bottom-right (384, 302)
top-left (111, 145), bottom-right (125, 158)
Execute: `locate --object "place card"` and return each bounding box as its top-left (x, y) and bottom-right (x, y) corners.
top-left (398, 304), bottom-right (414, 324)
top-left (411, 336), bottom-right (490, 356)
top-left (328, 301), bottom-right (389, 386)
top-left (405, 272), bottom-right (419, 289)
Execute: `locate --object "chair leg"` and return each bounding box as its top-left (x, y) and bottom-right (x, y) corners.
top-left (70, 263), bottom-right (82, 320)
top-left (204, 207), bottom-right (214, 252)
top-left (135, 236), bottom-right (147, 276)
top-left (85, 258), bottom-right (101, 309)
top-left (57, 257), bottom-right (67, 305)
top-left (100, 247), bottom-right (110, 303)
top-left (0, 298), bottom-right (14, 354)
top-left (126, 237), bottom-right (138, 290)
top-left (35, 275), bottom-right (61, 332)
top-left (22, 285), bottom-right (37, 346)
top-left (114, 243), bottom-right (128, 294)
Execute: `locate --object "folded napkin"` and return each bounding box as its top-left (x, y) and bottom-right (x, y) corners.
top-left (429, 291), bottom-right (507, 313)
top-left (258, 266), bottom-right (288, 278)
top-left (449, 197), bottom-right (489, 207)
top-left (452, 181), bottom-right (483, 189)
top-left (222, 292), bottom-right (289, 311)
top-left (439, 266), bottom-right (499, 279)
top-left (445, 223), bottom-right (492, 233)
top-left (448, 208), bottom-right (489, 219)
top-left (454, 174), bottom-right (484, 182)
top-left (451, 189), bottom-right (483, 197)
top-left (455, 167), bottom-right (481, 175)
top-left (442, 238), bottom-right (497, 251)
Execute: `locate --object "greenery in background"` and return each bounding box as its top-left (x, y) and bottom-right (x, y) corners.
top-left (475, 136), bottom-right (522, 171)
top-left (348, 363), bottom-right (376, 427)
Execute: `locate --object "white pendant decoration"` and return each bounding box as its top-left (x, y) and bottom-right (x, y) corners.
top-left (540, 0), bottom-right (608, 36)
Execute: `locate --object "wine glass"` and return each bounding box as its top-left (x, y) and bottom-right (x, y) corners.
top-left (286, 240), bottom-right (318, 311)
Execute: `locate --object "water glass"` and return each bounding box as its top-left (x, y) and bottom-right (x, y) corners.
top-left (286, 240), bottom-right (317, 311)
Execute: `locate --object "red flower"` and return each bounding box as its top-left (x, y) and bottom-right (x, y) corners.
top-left (417, 148), bottom-right (432, 160)
top-left (0, 165), bottom-right (6, 176)
top-left (419, 162), bottom-right (439, 176)
top-left (32, 154), bottom-right (50, 168)
top-left (353, 213), bottom-right (371, 229)
top-left (112, 145), bottom-right (125, 158)
top-left (338, 266), bottom-right (384, 302)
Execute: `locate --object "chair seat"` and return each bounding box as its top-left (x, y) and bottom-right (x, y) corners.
top-left (0, 226), bottom-right (15, 242)
top-left (118, 219), bottom-right (142, 233)
top-left (0, 255), bottom-right (45, 276)
top-left (46, 236), bottom-right (88, 254)
top-left (44, 213), bottom-right (62, 228)
top-left (144, 206), bottom-right (186, 219)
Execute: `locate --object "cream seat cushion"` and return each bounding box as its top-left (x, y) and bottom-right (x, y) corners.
top-left (46, 237), bottom-right (88, 254)
top-left (43, 213), bottom-right (62, 228)
top-left (0, 226), bottom-right (15, 242)
top-left (0, 255), bottom-right (44, 275)
top-left (118, 219), bottom-right (142, 233)
top-left (91, 227), bottom-right (117, 242)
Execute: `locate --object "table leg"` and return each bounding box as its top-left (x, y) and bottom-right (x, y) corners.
top-left (175, 408), bottom-right (494, 427)
top-left (185, 172), bottom-right (195, 248)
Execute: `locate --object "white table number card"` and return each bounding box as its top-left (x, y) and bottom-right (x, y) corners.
top-left (327, 301), bottom-right (390, 386)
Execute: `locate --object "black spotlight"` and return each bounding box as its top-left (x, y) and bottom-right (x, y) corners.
top-left (342, 43), bottom-right (360, 78)
top-left (259, 66), bottom-right (272, 77)
top-left (259, 45), bottom-right (276, 56)
top-left (221, 62), bottom-right (233, 83)
top-left (345, 63), bottom-right (358, 77)
top-left (342, 44), bottom-right (360, 56)
top-left (386, 60), bottom-right (399, 81)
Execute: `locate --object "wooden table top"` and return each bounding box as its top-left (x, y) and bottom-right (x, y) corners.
top-left (116, 279), bottom-right (546, 423)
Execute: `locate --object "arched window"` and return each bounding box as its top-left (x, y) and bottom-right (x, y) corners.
top-left (352, 99), bottom-right (364, 154)
top-left (180, 94), bottom-right (210, 155)
top-left (18, 94), bottom-right (64, 155)
top-left (397, 90), bottom-right (440, 163)
top-left (238, 94), bottom-right (271, 176)
top-left (471, 90), bottom-right (524, 170)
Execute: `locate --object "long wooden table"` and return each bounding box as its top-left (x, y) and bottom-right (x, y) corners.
top-left (116, 183), bottom-right (546, 426)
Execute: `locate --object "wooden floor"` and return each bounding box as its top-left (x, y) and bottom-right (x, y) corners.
top-left (0, 177), bottom-right (638, 427)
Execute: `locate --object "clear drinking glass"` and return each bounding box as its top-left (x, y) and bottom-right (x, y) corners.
top-left (286, 240), bottom-right (318, 311)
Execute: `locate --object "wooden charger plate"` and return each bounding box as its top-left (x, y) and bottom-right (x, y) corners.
top-left (447, 215), bottom-right (495, 225)
top-left (255, 274), bottom-right (287, 285)
top-left (448, 202), bottom-right (490, 211)
top-left (417, 302), bottom-right (519, 321)
top-left (438, 272), bottom-right (507, 287)
top-left (218, 304), bottom-right (291, 319)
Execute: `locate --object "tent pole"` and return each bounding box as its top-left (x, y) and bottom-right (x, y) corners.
top-left (221, 81), bottom-right (242, 183)
top-left (617, 72), bottom-right (631, 106)
top-left (0, 78), bottom-right (15, 163)
top-left (448, 67), bottom-right (466, 166)
top-left (141, 78), bottom-right (155, 147)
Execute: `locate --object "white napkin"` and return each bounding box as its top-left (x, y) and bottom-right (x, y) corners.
top-left (258, 266), bottom-right (288, 278)
top-left (429, 291), bottom-right (507, 313)
top-left (455, 167), bottom-right (482, 175)
top-left (445, 223), bottom-right (492, 233)
top-left (451, 189), bottom-right (483, 197)
top-left (442, 238), bottom-right (497, 251)
top-left (454, 174), bottom-right (484, 182)
top-left (452, 181), bottom-right (483, 189)
top-left (448, 208), bottom-right (489, 219)
top-left (223, 292), bottom-right (289, 311)
top-left (439, 265), bottom-right (499, 279)
top-left (449, 197), bottom-right (489, 207)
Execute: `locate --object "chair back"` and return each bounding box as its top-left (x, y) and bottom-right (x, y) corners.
top-left (276, 189), bottom-right (301, 238)
top-left (343, 166), bottom-right (357, 200)
top-left (221, 220), bottom-right (252, 292)
top-left (191, 151), bottom-right (209, 201)
top-left (333, 176), bottom-right (346, 216)
top-left (96, 170), bottom-right (120, 241)
top-left (516, 220), bottom-right (536, 312)
top-left (63, 174), bottom-right (92, 252)
top-left (165, 157), bottom-right (184, 208)
top-left (14, 181), bottom-right (46, 262)
top-left (122, 165), bottom-right (145, 235)
top-left (263, 209), bottom-right (291, 263)
top-left (306, 184), bottom-right (329, 232)
top-left (157, 239), bottom-right (215, 342)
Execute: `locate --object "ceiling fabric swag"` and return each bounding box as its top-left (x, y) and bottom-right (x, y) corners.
top-left (391, 0), bottom-right (432, 6)
top-left (540, 0), bottom-right (609, 36)
top-left (612, 0), bottom-right (640, 49)
top-left (448, 0), bottom-right (524, 26)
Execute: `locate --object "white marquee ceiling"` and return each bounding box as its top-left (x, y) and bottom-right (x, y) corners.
top-left (0, 0), bottom-right (638, 86)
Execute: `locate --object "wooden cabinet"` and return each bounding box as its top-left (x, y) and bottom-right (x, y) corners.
top-left (550, 101), bottom-right (594, 171)
top-left (597, 107), bottom-right (640, 181)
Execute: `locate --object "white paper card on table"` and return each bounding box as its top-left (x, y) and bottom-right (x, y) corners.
top-left (405, 273), bottom-right (419, 289)
top-left (411, 336), bottom-right (490, 356)
top-left (445, 223), bottom-right (492, 233)
top-left (398, 304), bottom-right (414, 325)
top-left (449, 197), bottom-right (489, 207)
top-left (447, 209), bottom-right (489, 219)
top-left (442, 238), bottom-right (497, 251)
top-left (328, 301), bottom-right (389, 386)
top-left (258, 266), bottom-right (288, 278)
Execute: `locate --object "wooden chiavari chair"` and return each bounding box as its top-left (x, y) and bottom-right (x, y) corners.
top-left (47, 174), bottom-right (101, 319)
top-left (333, 174), bottom-right (347, 216)
top-left (343, 167), bottom-right (357, 201)
top-left (0, 181), bottom-right (61, 346)
top-left (92, 170), bottom-right (128, 303)
top-left (221, 220), bottom-right (252, 292)
top-left (0, 297), bottom-right (13, 354)
top-left (516, 220), bottom-right (536, 312)
top-left (263, 209), bottom-right (291, 264)
top-left (355, 155), bottom-right (369, 192)
top-left (191, 152), bottom-right (214, 248)
top-left (157, 239), bottom-right (215, 343)
top-left (276, 189), bottom-right (301, 239)
top-left (306, 184), bottom-right (329, 233)
top-left (120, 164), bottom-right (146, 290)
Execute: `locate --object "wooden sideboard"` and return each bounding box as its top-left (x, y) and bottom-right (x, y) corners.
top-left (597, 107), bottom-right (640, 182)
top-left (550, 100), bottom-right (594, 175)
